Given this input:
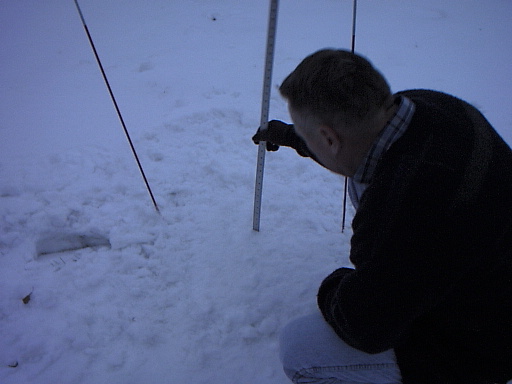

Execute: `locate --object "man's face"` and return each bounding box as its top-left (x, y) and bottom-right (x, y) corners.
top-left (289, 106), bottom-right (347, 176)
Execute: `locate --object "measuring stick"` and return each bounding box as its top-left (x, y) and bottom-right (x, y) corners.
top-left (253, 0), bottom-right (279, 231)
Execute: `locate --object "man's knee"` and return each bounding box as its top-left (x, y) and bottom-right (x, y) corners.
top-left (278, 312), bottom-right (402, 384)
top-left (279, 312), bottom-right (338, 380)
top-left (279, 313), bottom-right (321, 381)
top-left (279, 313), bottom-right (321, 364)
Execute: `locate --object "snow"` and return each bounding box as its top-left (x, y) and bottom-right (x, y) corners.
top-left (1, 1), bottom-right (511, 383)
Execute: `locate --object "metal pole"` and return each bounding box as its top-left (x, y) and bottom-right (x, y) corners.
top-left (253, 0), bottom-right (279, 231)
top-left (73, 0), bottom-right (160, 213)
top-left (342, 0), bottom-right (357, 233)
top-left (351, 0), bottom-right (357, 53)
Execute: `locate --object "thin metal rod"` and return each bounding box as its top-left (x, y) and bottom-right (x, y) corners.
top-left (351, 0), bottom-right (357, 53)
top-left (342, 0), bottom-right (357, 233)
top-left (253, 0), bottom-right (279, 231)
top-left (73, 0), bottom-right (160, 213)
top-left (342, 178), bottom-right (348, 232)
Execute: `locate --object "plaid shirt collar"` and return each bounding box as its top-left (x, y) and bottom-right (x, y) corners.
top-left (352, 95), bottom-right (416, 185)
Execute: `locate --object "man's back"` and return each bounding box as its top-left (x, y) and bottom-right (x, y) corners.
top-left (321, 89), bottom-right (512, 383)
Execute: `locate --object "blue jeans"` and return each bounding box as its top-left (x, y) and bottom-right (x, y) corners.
top-left (279, 312), bottom-right (402, 384)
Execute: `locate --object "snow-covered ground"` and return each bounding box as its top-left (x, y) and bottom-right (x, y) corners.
top-left (1, 1), bottom-right (511, 383)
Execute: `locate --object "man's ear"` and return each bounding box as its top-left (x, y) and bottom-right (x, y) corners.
top-left (319, 125), bottom-right (341, 155)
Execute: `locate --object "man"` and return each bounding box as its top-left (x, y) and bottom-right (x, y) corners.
top-left (252, 49), bottom-right (512, 384)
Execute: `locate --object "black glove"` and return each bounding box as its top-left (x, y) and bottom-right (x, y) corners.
top-left (252, 120), bottom-right (312, 157)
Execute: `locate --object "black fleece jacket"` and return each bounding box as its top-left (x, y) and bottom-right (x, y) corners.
top-left (316, 90), bottom-right (512, 383)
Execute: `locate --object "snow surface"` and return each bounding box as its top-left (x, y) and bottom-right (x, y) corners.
top-left (1, 1), bottom-right (511, 383)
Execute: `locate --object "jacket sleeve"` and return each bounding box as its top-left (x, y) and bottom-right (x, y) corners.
top-left (282, 124), bottom-right (322, 163)
top-left (317, 153), bottom-right (480, 354)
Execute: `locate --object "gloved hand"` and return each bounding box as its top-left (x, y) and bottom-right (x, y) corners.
top-left (252, 120), bottom-right (294, 151)
top-left (252, 120), bottom-right (312, 157)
